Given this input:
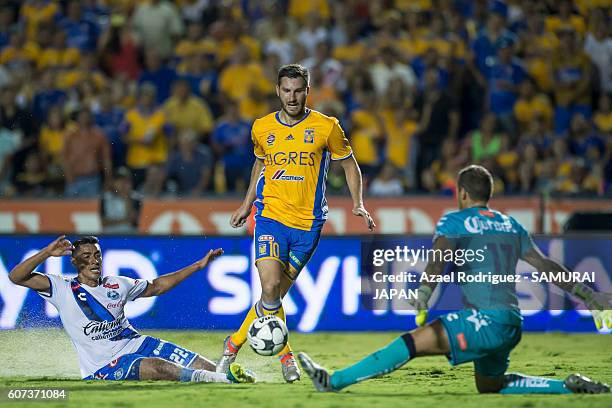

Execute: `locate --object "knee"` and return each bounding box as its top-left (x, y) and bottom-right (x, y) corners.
top-left (261, 279), bottom-right (281, 299)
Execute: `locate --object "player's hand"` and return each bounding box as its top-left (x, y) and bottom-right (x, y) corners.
top-left (230, 204), bottom-right (251, 228)
top-left (408, 285), bottom-right (433, 327)
top-left (352, 205), bottom-right (376, 231)
top-left (44, 235), bottom-right (73, 257)
top-left (196, 248), bottom-right (224, 269)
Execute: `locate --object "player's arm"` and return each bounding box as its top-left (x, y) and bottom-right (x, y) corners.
top-left (8, 235), bottom-right (72, 291)
top-left (411, 236), bottom-right (454, 325)
top-left (340, 155), bottom-right (375, 230)
top-left (138, 248), bottom-right (223, 297)
top-left (521, 246), bottom-right (612, 329)
top-left (230, 158), bottom-right (264, 228)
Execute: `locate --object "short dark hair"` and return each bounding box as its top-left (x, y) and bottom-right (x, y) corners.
top-left (72, 236), bottom-right (100, 255)
top-left (277, 64), bottom-right (309, 86)
top-left (457, 165), bottom-right (494, 202)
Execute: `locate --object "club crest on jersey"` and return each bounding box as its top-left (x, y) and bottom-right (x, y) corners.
top-left (107, 290), bottom-right (120, 300)
top-left (258, 235), bottom-right (274, 242)
top-left (267, 133), bottom-right (275, 146)
top-left (258, 243), bottom-right (267, 255)
top-left (114, 368), bottom-right (124, 380)
top-left (304, 128), bottom-right (314, 143)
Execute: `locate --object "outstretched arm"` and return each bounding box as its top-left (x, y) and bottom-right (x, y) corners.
top-left (230, 158), bottom-right (264, 228)
top-left (9, 236), bottom-right (73, 291)
top-left (521, 246), bottom-right (612, 329)
top-left (138, 248), bottom-right (223, 298)
top-left (340, 155), bottom-right (375, 230)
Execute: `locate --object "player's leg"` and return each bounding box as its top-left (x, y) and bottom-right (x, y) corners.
top-left (217, 218), bottom-right (290, 373)
top-left (299, 319), bottom-right (450, 392)
top-left (474, 354), bottom-right (610, 394)
top-left (139, 358), bottom-right (255, 383)
top-left (275, 228), bottom-right (322, 381)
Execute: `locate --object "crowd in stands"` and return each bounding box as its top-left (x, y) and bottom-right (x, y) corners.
top-left (0, 0), bottom-right (611, 205)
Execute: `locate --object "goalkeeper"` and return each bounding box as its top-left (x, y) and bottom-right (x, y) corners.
top-left (300, 165), bottom-right (611, 394)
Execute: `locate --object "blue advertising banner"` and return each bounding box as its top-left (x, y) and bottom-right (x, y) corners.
top-left (0, 235), bottom-right (609, 333)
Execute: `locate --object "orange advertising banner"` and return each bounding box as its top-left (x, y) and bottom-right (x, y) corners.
top-left (0, 197), bottom-right (609, 235)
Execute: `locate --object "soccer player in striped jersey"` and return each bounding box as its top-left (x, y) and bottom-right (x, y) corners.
top-left (9, 235), bottom-right (255, 383)
top-left (218, 64), bottom-right (375, 382)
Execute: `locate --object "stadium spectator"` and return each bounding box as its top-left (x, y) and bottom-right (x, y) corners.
top-left (552, 25), bottom-right (593, 134)
top-left (94, 87), bottom-right (126, 168)
top-left (138, 49), bottom-right (177, 104)
top-left (164, 129), bottom-right (213, 196)
top-left (101, 166), bottom-right (139, 233)
top-left (468, 113), bottom-right (502, 163)
top-left (98, 14), bottom-right (141, 80)
top-left (132, 0), bottom-right (184, 59)
top-left (122, 83), bottom-right (170, 194)
top-left (164, 79), bottom-right (214, 143)
top-left (14, 151), bottom-right (47, 196)
top-left (61, 109), bottom-right (111, 198)
top-left (211, 103), bottom-right (253, 193)
top-left (32, 70), bottom-right (67, 122)
top-left (59, 1), bottom-right (99, 53)
top-left (369, 46), bottom-right (416, 97)
top-left (583, 9), bottom-right (612, 94)
top-left (514, 79), bottom-right (553, 132)
top-left (415, 68), bottom-right (459, 189)
top-left (369, 163), bottom-right (404, 197)
top-left (39, 104), bottom-right (69, 191)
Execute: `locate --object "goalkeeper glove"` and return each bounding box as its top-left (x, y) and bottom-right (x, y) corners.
top-left (571, 283), bottom-right (612, 330)
top-left (409, 285), bottom-right (433, 327)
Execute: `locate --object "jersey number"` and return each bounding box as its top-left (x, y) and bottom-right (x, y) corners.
top-left (169, 348), bottom-right (190, 365)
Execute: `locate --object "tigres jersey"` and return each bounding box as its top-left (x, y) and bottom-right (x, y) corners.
top-left (252, 109), bottom-right (352, 231)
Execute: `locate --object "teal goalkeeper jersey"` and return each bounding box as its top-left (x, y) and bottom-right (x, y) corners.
top-left (434, 206), bottom-right (536, 326)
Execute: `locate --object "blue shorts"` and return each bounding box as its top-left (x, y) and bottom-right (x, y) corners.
top-left (84, 336), bottom-right (198, 380)
top-left (254, 216), bottom-right (321, 280)
top-left (439, 309), bottom-right (522, 377)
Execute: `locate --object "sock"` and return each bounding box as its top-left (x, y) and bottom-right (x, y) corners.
top-left (330, 333), bottom-right (415, 391)
top-left (259, 298), bottom-right (282, 315)
top-left (230, 302), bottom-right (260, 347)
top-left (500, 373), bottom-right (571, 394)
top-left (182, 368), bottom-right (231, 384)
top-left (274, 303), bottom-right (293, 357)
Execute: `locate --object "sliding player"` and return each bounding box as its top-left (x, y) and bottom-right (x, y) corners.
top-left (300, 165), bottom-right (611, 394)
top-left (9, 235), bottom-right (255, 383)
top-left (218, 64), bottom-right (375, 382)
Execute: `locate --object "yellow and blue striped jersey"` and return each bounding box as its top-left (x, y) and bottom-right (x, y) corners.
top-left (253, 109), bottom-right (352, 231)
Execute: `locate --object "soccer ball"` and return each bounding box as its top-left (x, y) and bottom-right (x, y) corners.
top-left (247, 315), bottom-right (288, 356)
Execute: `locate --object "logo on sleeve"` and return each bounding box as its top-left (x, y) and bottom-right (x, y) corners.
top-left (304, 128), bottom-right (314, 143)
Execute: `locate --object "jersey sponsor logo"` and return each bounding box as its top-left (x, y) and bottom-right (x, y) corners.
top-left (152, 340), bottom-right (165, 356)
top-left (83, 318), bottom-right (123, 336)
top-left (267, 133), bottom-right (275, 146)
top-left (285, 134), bottom-right (294, 140)
top-left (258, 235), bottom-right (274, 242)
top-left (78, 292), bottom-right (87, 302)
top-left (264, 151), bottom-right (316, 166)
top-left (304, 128), bottom-right (314, 143)
top-left (107, 290), bottom-right (120, 300)
top-left (110, 358), bottom-right (119, 367)
top-left (103, 282), bottom-right (119, 289)
top-left (106, 301), bottom-right (125, 309)
top-left (271, 169), bottom-right (305, 181)
top-left (464, 216), bottom-right (514, 234)
top-left (478, 210), bottom-right (495, 218)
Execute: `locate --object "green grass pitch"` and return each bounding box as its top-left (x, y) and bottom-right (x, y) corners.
top-left (0, 329), bottom-right (610, 407)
